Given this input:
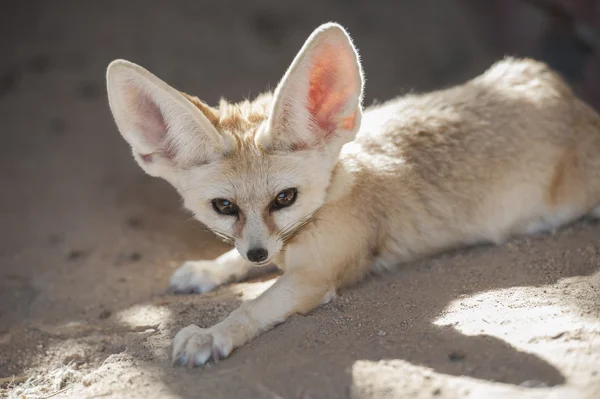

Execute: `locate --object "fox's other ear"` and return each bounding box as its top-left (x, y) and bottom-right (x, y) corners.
top-left (106, 60), bottom-right (227, 178)
top-left (257, 23), bottom-right (364, 152)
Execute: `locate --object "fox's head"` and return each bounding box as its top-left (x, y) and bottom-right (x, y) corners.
top-left (106, 23), bottom-right (364, 265)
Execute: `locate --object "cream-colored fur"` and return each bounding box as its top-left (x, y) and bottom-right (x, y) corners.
top-left (106, 23), bottom-right (600, 367)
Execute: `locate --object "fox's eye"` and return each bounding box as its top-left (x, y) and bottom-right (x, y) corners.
top-left (271, 188), bottom-right (298, 211)
top-left (212, 198), bottom-right (238, 216)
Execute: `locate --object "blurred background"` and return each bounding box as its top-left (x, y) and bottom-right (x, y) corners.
top-left (2, 0), bottom-right (600, 395)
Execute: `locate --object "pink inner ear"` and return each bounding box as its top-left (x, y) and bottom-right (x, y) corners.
top-left (307, 42), bottom-right (358, 137)
top-left (124, 82), bottom-right (171, 158)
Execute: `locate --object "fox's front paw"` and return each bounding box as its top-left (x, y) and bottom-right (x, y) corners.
top-left (168, 261), bottom-right (225, 294)
top-left (172, 324), bottom-right (233, 367)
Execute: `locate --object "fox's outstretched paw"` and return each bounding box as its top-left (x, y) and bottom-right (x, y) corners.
top-left (172, 325), bottom-right (233, 367)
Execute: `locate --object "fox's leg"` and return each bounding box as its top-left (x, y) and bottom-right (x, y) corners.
top-left (172, 269), bottom-right (335, 367)
top-left (169, 249), bottom-right (255, 294)
top-left (171, 200), bottom-right (370, 367)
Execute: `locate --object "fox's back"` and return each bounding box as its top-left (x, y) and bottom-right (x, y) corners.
top-left (357, 58), bottom-right (598, 178)
top-left (343, 58), bottom-right (600, 260)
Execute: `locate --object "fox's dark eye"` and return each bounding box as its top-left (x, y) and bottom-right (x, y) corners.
top-left (212, 198), bottom-right (238, 216)
top-left (271, 188), bottom-right (298, 211)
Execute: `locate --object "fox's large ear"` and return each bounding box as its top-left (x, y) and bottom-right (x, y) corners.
top-left (106, 60), bottom-right (227, 178)
top-left (257, 23), bottom-right (364, 152)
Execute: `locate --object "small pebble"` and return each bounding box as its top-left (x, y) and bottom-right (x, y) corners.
top-left (99, 309), bottom-right (112, 320)
top-left (448, 350), bottom-right (466, 361)
top-left (67, 250), bottom-right (85, 261)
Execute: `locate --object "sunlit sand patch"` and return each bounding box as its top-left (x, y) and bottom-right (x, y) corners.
top-left (350, 359), bottom-right (590, 399)
top-left (434, 276), bottom-right (600, 344)
top-left (116, 304), bottom-right (172, 330)
top-left (433, 272), bottom-right (600, 386)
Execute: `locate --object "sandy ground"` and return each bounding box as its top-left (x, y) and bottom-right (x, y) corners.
top-left (1, 1), bottom-right (599, 398)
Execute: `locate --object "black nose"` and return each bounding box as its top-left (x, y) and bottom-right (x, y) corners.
top-left (247, 247), bottom-right (268, 263)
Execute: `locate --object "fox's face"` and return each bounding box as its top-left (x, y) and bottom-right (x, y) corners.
top-left (106, 24), bottom-right (364, 265)
top-left (175, 142), bottom-right (338, 264)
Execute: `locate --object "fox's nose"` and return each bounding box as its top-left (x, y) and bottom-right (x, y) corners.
top-left (247, 247), bottom-right (268, 263)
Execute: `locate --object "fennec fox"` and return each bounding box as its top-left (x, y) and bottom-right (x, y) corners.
top-left (106, 23), bottom-right (600, 367)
